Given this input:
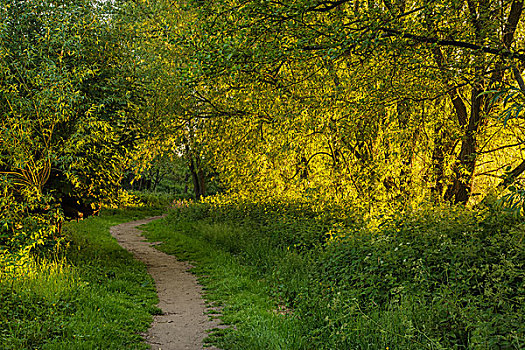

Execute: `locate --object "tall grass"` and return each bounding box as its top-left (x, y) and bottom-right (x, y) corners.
top-left (0, 207), bottom-right (163, 349)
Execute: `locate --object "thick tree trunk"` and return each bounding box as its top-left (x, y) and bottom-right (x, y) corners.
top-left (444, 84), bottom-right (484, 204)
top-left (432, 47), bottom-right (474, 203)
top-left (444, 0), bottom-right (524, 204)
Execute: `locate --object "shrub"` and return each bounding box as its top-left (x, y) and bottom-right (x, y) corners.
top-left (311, 205), bottom-right (525, 348)
top-left (168, 197), bottom-right (525, 349)
top-left (128, 190), bottom-right (177, 208)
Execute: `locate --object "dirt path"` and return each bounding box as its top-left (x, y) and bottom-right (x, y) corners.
top-left (110, 216), bottom-right (220, 350)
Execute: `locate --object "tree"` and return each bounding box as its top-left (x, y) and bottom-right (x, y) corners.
top-left (158, 0), bottom-right (525, 205)
top-left (0, 0), bottom-right (143, 248)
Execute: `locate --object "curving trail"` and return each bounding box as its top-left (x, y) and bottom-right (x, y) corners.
top-left (110, 216), bottom-right (220, 350)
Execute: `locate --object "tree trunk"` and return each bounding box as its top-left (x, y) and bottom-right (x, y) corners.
top-left (188, 156), bottom-right (204, 200)
top-left (397, 100), bottom-right (416, 197)
top-left (198, 168), bottom-right (206, 197)
top-left (444, 84), bottom-right (484, 204)
top-left (152, 168), bottom-right (161, 191)
top-left (431, 123), bottom-right (446, 197)
top-left (444, 0), bottom-right (524, 204)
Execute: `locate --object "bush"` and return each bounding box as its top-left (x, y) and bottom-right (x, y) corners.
top-left (168, 197), bottom-right (525, 349)
top-left (0, 179), bottom-right (63, 272)
top-left (307, 205), bottom-right (524, 348)
top-left (129, 191), bottom-right (174, 208)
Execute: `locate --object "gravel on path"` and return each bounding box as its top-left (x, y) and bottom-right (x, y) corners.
top-left (111, 216), bottom-right (220, 350)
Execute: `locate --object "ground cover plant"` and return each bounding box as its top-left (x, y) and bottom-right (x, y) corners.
top-left (130, 190), bottom-right (177, 208)
top-left (0, 207), bottom-right (162, 349)
top-left (146, 197), bottom-right (525, 349)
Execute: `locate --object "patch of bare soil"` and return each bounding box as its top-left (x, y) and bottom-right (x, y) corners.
top-left (110, 216), bottom-right (220, 350)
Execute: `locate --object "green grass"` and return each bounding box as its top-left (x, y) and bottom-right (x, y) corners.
top-left (4, 200), bottom-right (521, 349)
top-left (140, 202), bottom-right (525, 349)
top-left (0, 207), bottom-right (164, 349)
top-left (141, 217), bottom-right (310, 349)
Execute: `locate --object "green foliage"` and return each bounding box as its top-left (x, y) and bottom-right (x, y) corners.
top-left (160, 198), bottom-right (525, 349)
top-left (129, 190), bottom-right (177, 208)
top-left (124, 153), bottom-right (220, 199)
top-left (200, 195), bottom-right (361, 251)
top-left (131, 0), bottom-right (525, 206)
top-left (0, 176), bottom-right (63, 271)
top-left (313, 206), bottom-right (524, 349)
top-left (499, 184), bottom-right (525, 216)
top-left (0, 208), bottom-right (161, 349)
top-left (0, 0), bottom-right (145, 256)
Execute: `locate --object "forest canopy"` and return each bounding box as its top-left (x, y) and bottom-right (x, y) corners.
top-left (122, 0), bottom-right (525, 210)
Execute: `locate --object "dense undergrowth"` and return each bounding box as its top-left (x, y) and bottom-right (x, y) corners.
top-left (130, 190), bottom-right (179, 209)
top-left (0, 207), bottom-right (163, 349)
top-left (152, 197), bottom-right (524, 349)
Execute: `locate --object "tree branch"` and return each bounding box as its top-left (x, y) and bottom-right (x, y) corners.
top-left (380, 27), bottom-right (525, 62)
top-left (512, 65), bottom-right (525, 90)
top-left (499, 159), bottom-right (525, 189)
top-left (503, 0), bottom-right (524, 49)
top-left (478, 142), bottom-right (523, 155)
top-left (282, 151), bottom-right (333, 181)
top-left (307, 0), bottom-right (351, 12)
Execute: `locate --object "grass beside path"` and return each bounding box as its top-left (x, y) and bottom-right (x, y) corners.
top-left (141, 202), bottom-right (525, 350)
top-left (141, 214), bottom-right (309, 350)
top-left (0, 207), bottom-right (163, 350)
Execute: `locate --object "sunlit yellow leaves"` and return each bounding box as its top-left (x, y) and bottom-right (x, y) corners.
top-left (121, 0), bottom-right (525, 208)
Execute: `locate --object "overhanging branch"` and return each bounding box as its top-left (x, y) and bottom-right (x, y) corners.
top-left (380, 28), bottom-right (525, 62)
